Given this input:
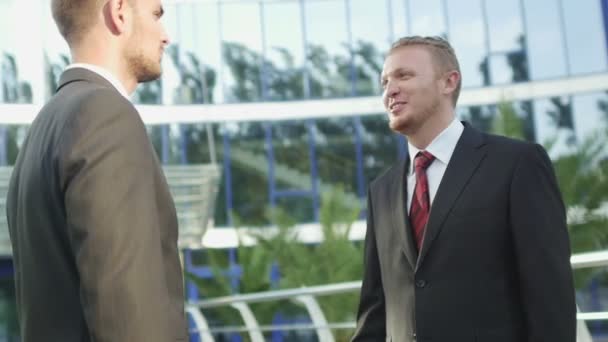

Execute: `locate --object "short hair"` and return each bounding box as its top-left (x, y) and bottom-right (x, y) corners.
top-left (389, 36), bottom-right (461, 106)
top-left (51, 0), bottom-right (104, 45)
top-left (51, 0), bottom-right (136, 45)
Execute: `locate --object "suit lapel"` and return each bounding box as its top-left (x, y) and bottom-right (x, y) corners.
top-left (389, 158), bottom-right (417, 270)
top-left (416, 124), bottom-right (487, 269)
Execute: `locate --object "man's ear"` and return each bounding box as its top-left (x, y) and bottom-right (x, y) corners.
top-left (104, 0), bottom-right (132, 35)
top-left (442, 70), bottom-right (460, 97)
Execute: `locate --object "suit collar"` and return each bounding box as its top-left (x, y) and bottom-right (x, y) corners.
top-left (66, 64), bottom-right (130, 98)
top-left (416, 122), bottom-right (487, 269)
top-left (57, 67), bottom-right (128, 99)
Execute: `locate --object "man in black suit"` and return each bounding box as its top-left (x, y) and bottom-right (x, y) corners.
top-left (351, 36), bottom-right (576, 341)
top-left (6, 0), bottom-right (187, 341)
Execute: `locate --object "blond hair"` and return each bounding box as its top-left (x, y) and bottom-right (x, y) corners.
top-left (51, 0), bottom-right (136, 45)
top-left (389, 36), bottom-right (461, 106)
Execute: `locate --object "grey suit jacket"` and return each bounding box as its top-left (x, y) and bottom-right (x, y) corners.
top-left (352, 124), bottom-right (576, 342)
top-left (6, 68), bottom-right (188, 341)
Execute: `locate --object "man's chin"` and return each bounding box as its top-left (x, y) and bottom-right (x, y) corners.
top-left (389, 118), bottom-right (412, 135)
top-left (137, 69), bottom-right (162, 83)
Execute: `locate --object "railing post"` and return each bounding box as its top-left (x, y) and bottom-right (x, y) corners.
top-left (230, 302), bottom-right (265, 342)
top-left (294, 295), bottom-right (335, 342)
top-left (186, 306), bottom-right (215, 342)
top-left (576, 305), bottom-right (593, 342)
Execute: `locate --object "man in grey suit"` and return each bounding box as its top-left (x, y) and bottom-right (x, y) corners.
top-left (6, 0), bottom-right (187, 341)
top-left (352, 36), bottom-right (576, 341)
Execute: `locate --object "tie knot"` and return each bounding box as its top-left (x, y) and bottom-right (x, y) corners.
top-left (414, 151), bottom-right (435, 171)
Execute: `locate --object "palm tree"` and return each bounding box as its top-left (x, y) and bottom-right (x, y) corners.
top-left (491, 102), bottom-right (608, 287)
top-left (597, 91), bottom-right (608, 124)
top-left (192, 188), bottom-right (363, 341)
top-left (46, 53), bottom-right (70, 98)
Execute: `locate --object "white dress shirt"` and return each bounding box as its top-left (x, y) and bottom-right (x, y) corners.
top-left (406, 119), bottom-right (464, 213)
top-left (65, 63), bottom-right (130, 100)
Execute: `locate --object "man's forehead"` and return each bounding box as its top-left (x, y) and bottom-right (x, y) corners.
top-left (381, 63), bottom-right (408, 78)
top-left (382, 47), bottom-right (435, 73)
top-left (381, 57), bottom-right (397, 78)
top-left (381, 50), bottom-right (406, 74)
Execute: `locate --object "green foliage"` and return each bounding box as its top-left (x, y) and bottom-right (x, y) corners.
top-left (490, 101), bottom-right (608, 288)
top-left (192, 188), bottom-right (363, 340)
top-left (552, 129), bottom-right (608, 287)
top-left (0, 278), bottom-right (18, 341)
top-left (275, 189), bottom-right (362, 342)
top-left (599, 92), bottom-right (608, 124)
top-left (45, 53), bottom-right (70, 98)
top-left (223, 42), bottom-right (263, 102)
top-left (2, 53), bottom-right (32, 104)
top-left (491, 101), bottom-right (525, 140)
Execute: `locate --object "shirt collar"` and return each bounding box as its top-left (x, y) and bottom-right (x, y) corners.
top-left (407, 119), bottom-right (464, 174)
top-left (65, 63), bottom-right (130, 100)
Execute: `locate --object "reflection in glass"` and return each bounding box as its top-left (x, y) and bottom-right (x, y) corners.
top-left (192, 2), bottom-right (223, 104)
top-left (263, 2), bottom-right (306, 101)
top-left (572, 92), bottom-right (608, 141)
top-left (389, 0), bottom-right (408, 39)
top-left (315, 118), bottom-right (358, 196)
top-left (224, 122), bottom-right (270, 226)
top-left (272, 120), bottom-right (311, 183)
top-left (271, 120), bottom-right (315, 221)
top-left (221, 2), bottom-right (263, 102)
top-left (350, 0), bottom-right (389, 96)
top-left (561, 0), bottom-right (608, 74)
top-left (1, 1), bottom-right (44, 104)
top-left (1, 54), bottom-right (33, 104)
top-left (305, 0), bottom-right (350, 98)
top-left (162, 2), bottom-right (219, 105)
top-left (462, 101), bottom-right (535, 142)
top-left (446, 0), bottom-right (486, 87)
top-left (521, 0), bottom-right (567, 79)
top-left (532, 97), bottom-right (577, 159)
top-left (276, 196), bottom-right (314, 224)
top-left (0, 275), bottom-right (18, 341)
top-left (409, 0), bottom-right (446, 37)
top-left (483, 0), bottom-right (528, 86)
top-left (459, 105), bottom-right (494, 134)
top-left (484, 0), bottom-right (524, 52)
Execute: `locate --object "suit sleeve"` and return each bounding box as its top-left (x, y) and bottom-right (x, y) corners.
top-left (58, 90), bottom-right (178, 342)
top-left (351, 190), bottom-right (386, 341)
top-left (509, 143), bottom-right (576, 342)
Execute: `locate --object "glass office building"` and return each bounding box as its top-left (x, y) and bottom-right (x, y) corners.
top-left (1, 0), bottom-right (607, 228)
top-left (1, 0), bottom-right (607, 340)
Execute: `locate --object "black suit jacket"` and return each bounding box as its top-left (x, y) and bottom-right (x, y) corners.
top-left (6, 68), bottom-right (188, 341)
top-left (352, 124), bottom-right (576, 342)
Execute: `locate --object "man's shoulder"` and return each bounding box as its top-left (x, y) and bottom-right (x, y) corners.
top-left (38, 84), bottom-right (144, 158)
top-left (56, 81), bottom-right (133, 112)
top-left (479, 131), bottom-right (542, 156)
top-left (45, 83), bottom-right (138, 128)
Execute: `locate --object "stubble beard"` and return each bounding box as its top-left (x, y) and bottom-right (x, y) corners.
top-left (125, 17), bottom-right (162, 84)
top-left (126, 47), bottom-right (162, 84)
top-left (388, 97), bottom-right (441, 136)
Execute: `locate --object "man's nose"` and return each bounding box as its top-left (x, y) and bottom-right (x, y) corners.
top-left (385, 81), bottom-right (400, 97)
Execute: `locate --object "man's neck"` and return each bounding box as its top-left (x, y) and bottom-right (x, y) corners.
top-left (407, 112), bottom-right (455, 150)
top-left (71, 48), bottom-right (136, 95)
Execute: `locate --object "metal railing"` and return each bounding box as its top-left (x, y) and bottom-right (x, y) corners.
top-left (186, 250), bottom-right (608, 342)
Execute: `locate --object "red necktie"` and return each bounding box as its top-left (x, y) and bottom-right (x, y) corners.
top-left (410, 151), bottom-right (435, 252)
